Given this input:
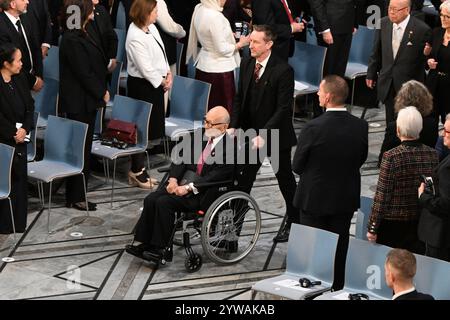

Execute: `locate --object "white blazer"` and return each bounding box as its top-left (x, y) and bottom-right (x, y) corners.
top-left (191, 6), bottom-right (240, 73)
top-left (126, 23), bottom-right (170, 89)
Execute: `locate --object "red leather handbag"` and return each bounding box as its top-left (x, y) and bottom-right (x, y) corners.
top-left (103, 119), bottom-right (137, 145)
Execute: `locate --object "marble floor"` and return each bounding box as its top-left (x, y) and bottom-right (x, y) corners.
top-left (0, 106), bottom-right (391, 300)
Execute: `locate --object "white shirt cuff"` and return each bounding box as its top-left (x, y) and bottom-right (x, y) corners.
top-left (42, 43), bottom-right (51, 48)
top-left (189, 182), bottom-right (199, 195)
top-left (319, 29), bottom-right (331, 35)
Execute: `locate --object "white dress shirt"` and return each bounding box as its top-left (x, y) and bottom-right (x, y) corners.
top-left (191, 6), bottom-right (240, 73)
top-left (326, 107), bottom-right (347, 112)
top-left (126, 23), bottom-right (170, 89)
top-left (5, 11), bottom-right (34, 71)
top-left (255, 52), bottom-right (271, 78)
top-left (392, 287), bottom-right (415, 300)
top-left (392, 14), bottom-right (410, 58)
top-left (156, 0), bottom-right (186, 39)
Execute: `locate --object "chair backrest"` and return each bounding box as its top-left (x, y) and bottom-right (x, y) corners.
top-left (111, 95), bottom-right (152, 148)
top-left (169, 75), bottom-right (210, 122)
top-left (43, 46), bottom-right (59, 81)
top-left (0, 143), bottom-right (15, 198)
top-left (115, 1), bottom-right (126, 30)
top-left (114, 28), bottom-right (126, 62)
top-left (27, 111), bottom-right (40, 162)
top-left (355, 196), bottom-right (373, 240)
top-left (176, 41), bottom-right (184, 76)
top-left (348, 26), bottom-right (375, 65)
top-left (35, 78), bottom-right (59, 126)
top-left (415, 254), bottom-right (450, 300)
top-left (186, 57), bottom-right (196, 79)
top-left (109, 61), bottom-right (123, 100)
top-left (43, 115), bottom-right (88, 170)
top-left (344, 238), bottom-right (392, 299)
top-left (288, 41), bottom-right (327, 87)
top-left (286, 224), bottom-right (339, 284)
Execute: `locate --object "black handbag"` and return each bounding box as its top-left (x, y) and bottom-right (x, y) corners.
top-left (418, 207), bottom-right (445, 248)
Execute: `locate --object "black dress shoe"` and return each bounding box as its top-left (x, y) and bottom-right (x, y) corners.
top-left (125, 244), bottom-right (148, 259)
top-left (273, 223), bottom-right (291, 243)
top-left (142, 247), bottom-right (173, 263)
top-left (66, 201), bottom-right (97, 211)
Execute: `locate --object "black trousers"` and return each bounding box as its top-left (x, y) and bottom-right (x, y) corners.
top-left (0, 143), bottom-right (27, 233)
top-left (299, 211), bottom-right (354, 291)
top-left (377, 219), bottom-right (424, 254)
top-left (425, 244), bottom-right (450, 262)
top-left (239, 148), bottom-right (299, 224)
top-left (317, 32), bottom-right (353, 78)
top-left (134, 189), bottom-right (201, 248)
top-left (383, 84), bottom-right (396, 125)
top-left (65, 110), bottom-right (97, 204)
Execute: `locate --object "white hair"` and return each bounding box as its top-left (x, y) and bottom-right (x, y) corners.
top-left (396, 106), bottom-right (423, 139)
top-left (446, 113), bottom-right (450, 122)
top-left (441, 0), bottom-right (450, 13)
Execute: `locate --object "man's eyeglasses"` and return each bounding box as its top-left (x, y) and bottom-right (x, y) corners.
top-left (204, 117), bottom-right (227, 127)
top-left (388, 6), bottom-right (408, 13)
top-left (440, 14), bottom-right (450, 20)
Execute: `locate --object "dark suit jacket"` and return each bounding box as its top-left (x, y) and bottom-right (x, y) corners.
top-left (251, 0), bottom-right (299, 60)
top-left (378, 115), bottom-right (439, 165)
top-left (0, 73), bottom-right (34, 146)
top-left (425, 27), bottom-right (446, 95)
top-left (59, 30), bottom-right (108, 115)
top-left (367, 16), bottom-right (432, 102)
top-left (394, 290), bottom-right (435, 300)
top-left (169, 132), bottom-right (237, 210)
top-left (419, 154), bottom-right (450, 247)
top-left (308, 0), bottom-right (363, 34)
top-left (26, 0), bottom-right (52, 46)
top-left (230, 54), bottom-right (297, 151)
top-left (86, 5), bottom-right (118, 63)
top-left (292, 111), bottom-right (368, 216)
top-left (0, 11), bottom-right (43, 87)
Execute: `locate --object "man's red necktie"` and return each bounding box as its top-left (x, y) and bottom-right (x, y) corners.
top-left (196, 139), bottom-right (213, 175)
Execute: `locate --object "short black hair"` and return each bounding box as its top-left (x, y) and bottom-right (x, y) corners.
top-left (0, 42), bottom-right (19, 68)
top-left (252, 24), bottom-right (277, 43)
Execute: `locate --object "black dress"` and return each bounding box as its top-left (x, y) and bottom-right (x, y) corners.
top-left (434, 43), bottom-right (450, 124)
top-left (0, 75), bottom-right (34, 233)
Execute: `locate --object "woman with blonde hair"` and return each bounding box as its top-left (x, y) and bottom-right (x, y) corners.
top-left (187, 0), bottom-right (250, 113)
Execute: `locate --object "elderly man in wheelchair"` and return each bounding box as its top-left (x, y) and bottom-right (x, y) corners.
top-left (125, 106), bottom-right (261, 272)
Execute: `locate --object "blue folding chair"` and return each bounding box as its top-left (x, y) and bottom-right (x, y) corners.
top-left (114, 28), bottom-right (126, 62)
top-left (27, 111), bottom-right (39, 162)
top-left (415, 254), bottom-right (450, 300)
top-left (176, 41), bottom-right (184, 76)
top-left (34, 78), bottom-right (59, 129)
top-left (315, 238), bottom-right (392, 300)
top-left (0, 143), bottom-right (16, 241)
top-left (251, 224), bottom-right (339, 300)
top-left (115, 1), bottom-right (126, 30)
top-left (43, 46), bottom-right (59, 81)
top-left (165, 75), bottom-right (210, 142)
top-left (28, 116), bottom-right (89, 234)
top-left (91, 95), bottom-right (152, 207)
top-left (186, 57), bottom-right (196, 79)
top-left (355, 196), bottom-right (373, 240)
top-left (344, 26), bottom-right (375, 115)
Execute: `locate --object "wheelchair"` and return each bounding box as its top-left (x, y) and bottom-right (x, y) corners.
top-left (152, 166), bottom-right (262, 273)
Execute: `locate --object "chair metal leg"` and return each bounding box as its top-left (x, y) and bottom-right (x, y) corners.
top-left (349, 79), bottom-right (356, 114)
top-left (111, 159), bottom-right (117, 208)
top-left (81, 173), bottom-right (89, 217)
top-left (36, 181), bottom-right (43, 208)
top-left (47, 180), bottom-right (52, 234)
top-left (8, 197), bottom-right (16, 243)
top-left (102, 158), bottom-right (108, 184)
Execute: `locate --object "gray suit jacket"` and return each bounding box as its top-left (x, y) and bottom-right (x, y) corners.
top-left (366, 16), bottom-right (431, 102)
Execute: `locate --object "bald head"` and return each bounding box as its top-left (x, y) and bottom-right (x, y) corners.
top-left (207, 106), bottom-right (230, 125)
top-left (388, 0), bottom-right (411, 24)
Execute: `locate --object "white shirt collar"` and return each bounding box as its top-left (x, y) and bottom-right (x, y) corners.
top-left (5, 11), bottom-right (20, 30)
top-left (392, 287), bottom-right (415, 300)
top-left (256, 52), bottom-right (271, 69)
top-left (326, 107), bottom-right (347, 112)
top-left (394, 14), bottom-right (410, 31)
top-left (207, 132), bottom-right (226, 150)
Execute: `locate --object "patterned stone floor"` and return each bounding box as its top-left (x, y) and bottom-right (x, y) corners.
top-left (0, 106), bottom-right (389, 300)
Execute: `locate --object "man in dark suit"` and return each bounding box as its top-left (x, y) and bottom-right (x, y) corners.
top-left (366, 0), bottom-right (432, 124)
top-left (251, 0), bottom-right (305, 61)
top-left (308, 0), bottom-right (364, 77)
top-left (87, 0), bottom-right (118, 73)
top-left (0, 0), bottom-right (44, 91)
top-left (125, 107), bottom-right (237, 263)
top-left (293, 75), bottom-right (368, 290)
top-left (385, 248), bottom-right (435, 300)
top-left (25, 0), bottom-right (52, 58)
top-left (230, 25), bottom-right (298, 242)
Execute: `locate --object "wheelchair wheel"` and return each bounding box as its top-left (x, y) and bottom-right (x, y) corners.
top-left (185, 253), bottom-right (202, 273)
top-left (201, 191), bottom-right (261, 265)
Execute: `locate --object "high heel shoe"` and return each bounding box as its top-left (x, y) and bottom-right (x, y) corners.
top-left (128, 168), bottom-right (158, 189)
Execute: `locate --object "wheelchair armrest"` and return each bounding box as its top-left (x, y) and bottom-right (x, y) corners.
top-left (194, 180), bottom-right (234, 189)
top-left (157, 166), bottom-right (171, 173)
